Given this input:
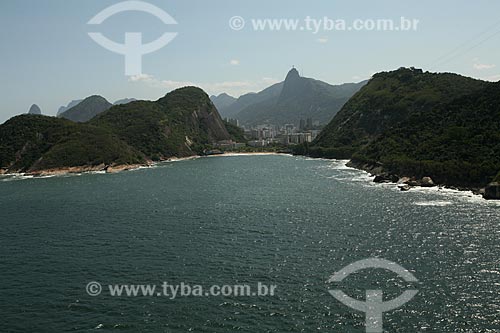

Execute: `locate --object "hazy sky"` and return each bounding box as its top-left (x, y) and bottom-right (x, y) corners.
top-left (1, 0), bottom-right (500, 123)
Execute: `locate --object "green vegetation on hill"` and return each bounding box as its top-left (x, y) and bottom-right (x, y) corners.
top-left (222, 120), bottom-right (246, 143)
top-left (0, 87), bottom-right (233, 173)
top-left (0, 115), bottom-right (144, 172)
top-left (313, 68), bottom-right (488, 157)
top-left (90, 101), bottom-right (182, 158)
top-left (91, 87), bottom-right (230, 159)
top-left (352, 81), bottom-right (500, 187)
top-left (302, 67), bottom-right (500, 188)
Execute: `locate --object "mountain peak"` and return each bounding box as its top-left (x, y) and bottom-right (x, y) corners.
top-left (28, 104), bottom-right (42, 115)
top-left (59, 95), bottom-right (112, 122)
top-left (210, 93), bottom-right (237, 111)
top-left (87, 95), bottom-right (108, 102)
top-left (285, 67), bottom-right (300, 81)
top-left (114, 98), bottom-right (137, 105)
top-left (57, 99), bottom-right (83, 116)
top-left (280, 67), bottom-right (306, 101)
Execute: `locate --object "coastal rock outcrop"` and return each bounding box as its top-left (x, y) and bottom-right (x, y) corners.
top-left (420, 177), bottom-right (436, 187)
top-left (398, 184), bottom-right (411, 191)
top-left (483, 182), bottom-right (500, 200)
top-left (373, 173), bottom-right (437, 190)
top-left (373, 173), bottom-right (399, 183)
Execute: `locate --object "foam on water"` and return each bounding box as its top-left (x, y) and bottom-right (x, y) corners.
top-left (414, 200), bottom-right (454, 206)
top-left (327, 159), bottom-right (353, 170)
top-left (213, 153), bottom-right (289, 157)
top-left (0, 173), bottom-right (33, 182)
top-left (323, 159), bottom-right (375, 184)
top-left (165, 156), bottom-right (201, 162)
top-left (318, 158), bottom-right (500, 206)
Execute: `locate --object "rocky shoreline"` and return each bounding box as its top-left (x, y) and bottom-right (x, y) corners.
top-left (3, 155), bottom-right (499, 200)
top-left (0, 152), bottom-right (291, 179)
top-left (346, 160), bottom-right (500, 200)
top-left (0, 162), bottom-right (151, 177)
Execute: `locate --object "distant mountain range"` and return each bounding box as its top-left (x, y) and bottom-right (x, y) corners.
top-left (57, 97), bottom-right (137, 120)
top-left (302, 67), bottom-right (500, 192)
top-left (0, 87), bottom-right (232, 173)
top-left (209, 93), bottom-right (236, 112)
top-left (58, 95), bottom-right (112, 122)
top-left (211, 68), bottom-right (367, 126)
top-left (57, 100), bottom-right (83, 116)
top-left (113, 98), bottom-right (137, 105)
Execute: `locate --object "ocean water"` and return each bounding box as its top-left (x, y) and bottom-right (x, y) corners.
top-left (0, 155), bottom-right (499, 332)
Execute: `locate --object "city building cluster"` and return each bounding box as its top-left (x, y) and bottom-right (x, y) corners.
top-left (237, 118), bottom-right (322, 147)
